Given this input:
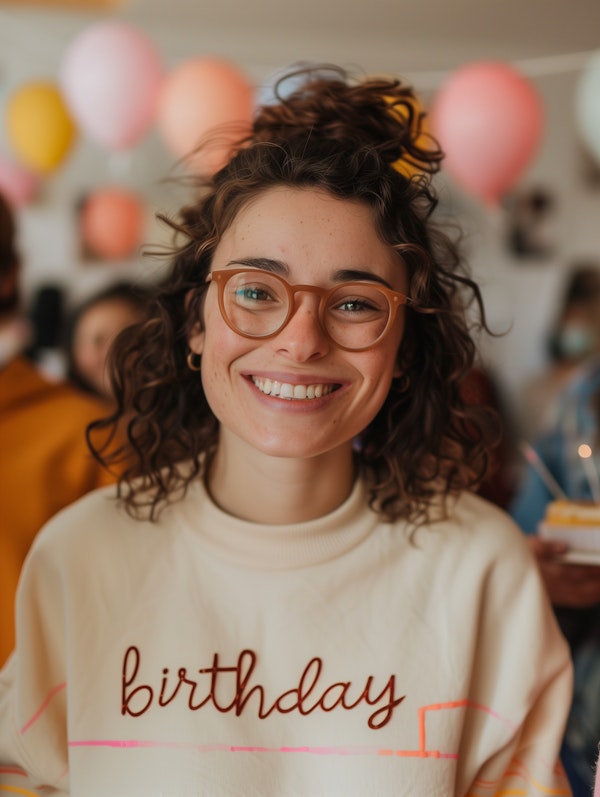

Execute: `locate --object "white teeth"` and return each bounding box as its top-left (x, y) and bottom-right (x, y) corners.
top-left (252, 377), bottom-right (335, 400)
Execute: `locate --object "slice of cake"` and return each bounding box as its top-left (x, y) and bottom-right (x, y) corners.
top-left (538, 499), bottom-right (600, 564)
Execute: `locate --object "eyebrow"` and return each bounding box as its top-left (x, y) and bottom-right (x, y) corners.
top-left (225, 259), bottom-right (395, 290)
top-left (227, 258), bottom-right (288, 275)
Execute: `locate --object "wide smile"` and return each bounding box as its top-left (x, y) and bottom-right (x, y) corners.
top-left (251, 376), bottom-right (339, 400)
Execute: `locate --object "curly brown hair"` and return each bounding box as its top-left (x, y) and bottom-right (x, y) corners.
top-left (90, 64), bottom-right (497, 524)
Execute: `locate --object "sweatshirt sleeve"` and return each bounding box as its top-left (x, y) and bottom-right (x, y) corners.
top-left (0, 526), bottom-right (70, 795)
top-left (460, 520), bottom-right (574, 796)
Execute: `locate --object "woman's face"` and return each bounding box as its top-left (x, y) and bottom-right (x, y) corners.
top-left (188, 186), bottom-right (408, 462)
top-left (72, 297), bottom-right (143, 399)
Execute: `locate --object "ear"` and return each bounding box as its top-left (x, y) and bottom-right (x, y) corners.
top-left (185, 288), bottom-right (204, 355)
top-left (188, 326), bottom-right (204, 356)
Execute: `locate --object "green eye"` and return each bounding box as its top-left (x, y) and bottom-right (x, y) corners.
top-left (330, 292), bottom-right (388, 318)
top-left (336, 298), bottom-right (378, 313)
top-left (235, 287), bottom-right (271, 301)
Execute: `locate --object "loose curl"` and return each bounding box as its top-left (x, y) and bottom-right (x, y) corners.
top-left (90, 64), bottom-right (498, 524)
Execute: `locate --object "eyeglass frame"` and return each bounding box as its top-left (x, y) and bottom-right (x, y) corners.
top-left (205, 267), bottom-right (412, 352)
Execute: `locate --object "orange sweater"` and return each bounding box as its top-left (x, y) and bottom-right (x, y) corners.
top-left (0, 356), bottom-right (117, 665)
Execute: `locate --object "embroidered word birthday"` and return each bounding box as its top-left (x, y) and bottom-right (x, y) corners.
top-left (122, 646), bottom-right (406, 730)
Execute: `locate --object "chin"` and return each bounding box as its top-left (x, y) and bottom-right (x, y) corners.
top-left (257, 442), bottom-right (325, 460)
top-left (251, 433), bottom-right (355, 462)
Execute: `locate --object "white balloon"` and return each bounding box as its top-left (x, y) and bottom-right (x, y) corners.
top-left (60, 21), bottom-right (163, 151)
top-left (575, 50), bottom-right (600, 165)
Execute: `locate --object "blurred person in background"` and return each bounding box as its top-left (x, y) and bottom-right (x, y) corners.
top-left (0, 190), bottom-right (118, 666)
top-left (511, 355), bottom-right (600, 796)
top-left (520, 263), bottom-right (600, 442)
top-left (64, 281), bottom-right (151, 401)
top-left (25, 282), bottom-right (67, 381)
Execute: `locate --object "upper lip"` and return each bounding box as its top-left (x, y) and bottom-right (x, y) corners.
top-left (244, 372), bottom-right (343, 386)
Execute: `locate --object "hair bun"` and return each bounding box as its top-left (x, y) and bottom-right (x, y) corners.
top-left (251, 65), bottom-right (442, 176)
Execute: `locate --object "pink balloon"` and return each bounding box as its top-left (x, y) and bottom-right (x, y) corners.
top-left (429, 61), bottom-right (544, 204)
top-left (60, 21), bottom-right (163, 150)
top-left (156, 57), bottom-right (255, 174)
top-left (81, 187), bottom-right (145, 260)
top-left (0, 152), bottom-right (39, 207)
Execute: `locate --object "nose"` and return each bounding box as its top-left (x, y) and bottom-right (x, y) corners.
top-left (273, 293), bottom-right (330, 362)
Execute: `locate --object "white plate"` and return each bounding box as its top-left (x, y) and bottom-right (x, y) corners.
top-left (555, 550), bottom-right (600, 566)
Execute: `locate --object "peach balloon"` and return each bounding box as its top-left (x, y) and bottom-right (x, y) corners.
top-left (156, 57), bottom-right (255, 174)
top-left (429, 61), bottom-right (544, 204)
top-left (81, 188), bottom-right (145, 260)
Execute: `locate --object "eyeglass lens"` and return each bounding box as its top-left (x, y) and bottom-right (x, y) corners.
top-left (222, 270), bottom-right (393, 349)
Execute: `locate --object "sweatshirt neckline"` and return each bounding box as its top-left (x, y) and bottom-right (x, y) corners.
top-left (179, 477), bottom-right (379, 570)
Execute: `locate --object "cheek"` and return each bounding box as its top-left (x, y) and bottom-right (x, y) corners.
top-left (199, 343), bottom-right (226, 394)
top-left (351, 350), bottom-right (397, 410)
top-left (374, 330), bottom-right (405, 379)
top-left (389, 318), bottom-right (407, 377)
top-left (74, 344), bottom-right (97, 372)
top-left (187, 297), bottom-right (225, 356)
top-left (198, 325), bottom-right (250, 403)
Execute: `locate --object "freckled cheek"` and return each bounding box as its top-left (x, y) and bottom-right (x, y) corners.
top-left (201, 327), bottom-right (255, 389)
top-left (366, 342), bottom-right (402, 381)
top-left (201, 352), bottom-right (230, 395)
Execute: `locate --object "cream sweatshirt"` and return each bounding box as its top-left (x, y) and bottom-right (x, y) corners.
top-left (0, 477), bottom-right (573, 796)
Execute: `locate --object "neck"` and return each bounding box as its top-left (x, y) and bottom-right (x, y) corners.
top-left (206, 438), bottom-right (357, 524)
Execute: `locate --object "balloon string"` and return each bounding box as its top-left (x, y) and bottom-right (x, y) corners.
top-left (512, 50), bottom-right (596, 77)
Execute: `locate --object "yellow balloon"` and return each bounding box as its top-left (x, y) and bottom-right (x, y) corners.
top-left (6, 81), bottom-right (76, 174)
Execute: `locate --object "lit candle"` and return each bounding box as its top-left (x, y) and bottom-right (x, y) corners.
top-left (577, 443), bottom-right (600, 503)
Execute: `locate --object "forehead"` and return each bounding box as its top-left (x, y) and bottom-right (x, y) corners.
top-left (213, 186), bottom-right (402, 282)
top-left (223, 186), bottom-right (376, 237)
top-left (76, 298), bottom-right (139, 334)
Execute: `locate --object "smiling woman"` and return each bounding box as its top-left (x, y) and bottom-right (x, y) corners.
top-left (0, 64), bottom-right (574, 797)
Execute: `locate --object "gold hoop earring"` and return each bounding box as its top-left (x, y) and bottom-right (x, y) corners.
top-left (186, 351), bottom-right (202, 372)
